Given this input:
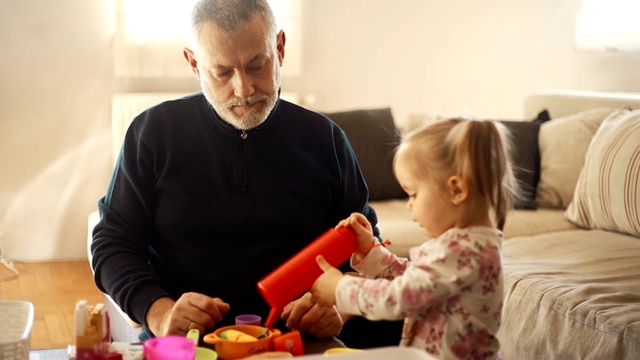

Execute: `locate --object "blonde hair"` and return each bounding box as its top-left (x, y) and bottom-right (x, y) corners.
top-left (395, 118), bottom-right (521, 230)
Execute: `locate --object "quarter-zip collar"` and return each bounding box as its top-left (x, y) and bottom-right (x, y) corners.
top-left (202, 94), bottom-right (284, 193)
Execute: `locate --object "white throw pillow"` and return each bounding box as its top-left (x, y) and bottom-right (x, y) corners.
top-left (565, 109), bottom-right (640, 237)
top-left (535, 107), bottom-right (622, 208)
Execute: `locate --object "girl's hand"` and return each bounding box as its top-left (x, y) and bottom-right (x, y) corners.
top-left (310, 255), bottom-right (344, 307)
top-left (336, 213), bottom-right (377, 257)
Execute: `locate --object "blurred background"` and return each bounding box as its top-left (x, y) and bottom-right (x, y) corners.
top-left (1, 0), bottom-right (638, 260)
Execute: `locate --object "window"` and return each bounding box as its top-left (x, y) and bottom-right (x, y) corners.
top-left (575, 0), bottom-right (640, 52)
top-left (114, 0), bottom-right (302, 78)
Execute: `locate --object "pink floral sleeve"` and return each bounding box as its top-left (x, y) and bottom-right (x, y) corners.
top-left (335, 228), bottom-right (503, 359)
top-left (337, 239), bottom-right (477, 319)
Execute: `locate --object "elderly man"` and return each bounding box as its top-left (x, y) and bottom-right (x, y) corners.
top-left (91, 0), bottom-right (401, 348)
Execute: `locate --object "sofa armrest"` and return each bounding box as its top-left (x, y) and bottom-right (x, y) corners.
top-left (524, 89), bottom-right (640, 119)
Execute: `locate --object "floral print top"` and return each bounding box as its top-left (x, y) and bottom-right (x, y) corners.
top-left (336, 227), bottom-right (503, 359)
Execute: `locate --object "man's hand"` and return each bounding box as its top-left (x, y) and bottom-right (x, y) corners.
top-left (146, 293), bottom-right (230, 336)
top-left (280, 292), bottom-right (343, 338)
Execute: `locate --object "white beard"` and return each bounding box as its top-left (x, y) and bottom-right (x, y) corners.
top-left (202, 65), bottom-right (281, 130)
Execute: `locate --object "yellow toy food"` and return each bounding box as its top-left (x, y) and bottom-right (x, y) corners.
top-left (220, 329), bottom-right (258, 342)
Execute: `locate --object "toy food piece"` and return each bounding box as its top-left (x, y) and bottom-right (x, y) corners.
top-left (324, 347), bottom-right (365, 355)
top-left (219, 329), bottom-right (258, 342)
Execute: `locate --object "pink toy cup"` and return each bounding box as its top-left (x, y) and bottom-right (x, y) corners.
top-left (143, 335), bottom-right (196, 360)
top-left (257, 227), bottom-right (358, 328)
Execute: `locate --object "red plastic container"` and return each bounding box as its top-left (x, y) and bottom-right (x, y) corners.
top-left (257, 227), bottom-right (358, 328)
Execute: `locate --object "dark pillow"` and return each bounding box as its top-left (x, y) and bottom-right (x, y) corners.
top-left (497, 109), bottom-right (550, 209)
top-left (323, 108), bottom-right (406, 201)
top-left (535, 109), bottom-right (551, 123)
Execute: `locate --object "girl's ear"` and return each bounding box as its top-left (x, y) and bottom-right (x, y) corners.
top-left (448, 175), bottom-right (469, 205)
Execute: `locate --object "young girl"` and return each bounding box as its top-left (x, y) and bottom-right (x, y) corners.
top-left (311, 118), bottom-right (520, 359)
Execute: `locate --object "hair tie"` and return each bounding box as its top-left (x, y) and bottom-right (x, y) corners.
top-left (356, 239), bottom-right (392, 251)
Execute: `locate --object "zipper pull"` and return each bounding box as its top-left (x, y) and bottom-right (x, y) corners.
top-left (241, 130), bottom-right (248, 139)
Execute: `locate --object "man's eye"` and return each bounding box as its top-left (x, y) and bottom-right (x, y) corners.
top-left (248, 66), bottom-right (263, 72)
top-left (216, 70), bottom-right (232, 78)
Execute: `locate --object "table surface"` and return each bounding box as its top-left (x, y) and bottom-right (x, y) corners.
top-left (31, 343), bottom-right (435, 360)
top-left (30, 336), bottom-right (346, 360)
top-left (29, 347), bottom-right (69, 360)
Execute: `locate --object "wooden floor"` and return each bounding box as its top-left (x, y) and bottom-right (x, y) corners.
top-left (0, 260), bottom-right (103, 350)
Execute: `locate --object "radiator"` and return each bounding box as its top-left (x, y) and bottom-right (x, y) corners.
top-left (111, 93), bottom-right (193, 165)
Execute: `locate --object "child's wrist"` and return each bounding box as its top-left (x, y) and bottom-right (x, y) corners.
top-left (354, 249), bottom-right (371, 260)
top-left (354, 238), bottom-right (391, 257)
top-left (354, 237), bottom-right (377, 256)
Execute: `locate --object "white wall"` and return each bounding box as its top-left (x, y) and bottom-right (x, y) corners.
top-left (0, 0), bottom-right (199, 260)
top-left (1, 0), bottom-right (639, 260)
top-left (1, 0), bottom-right (114, 261)
top-left (284, 0), bottom-right (640, 124)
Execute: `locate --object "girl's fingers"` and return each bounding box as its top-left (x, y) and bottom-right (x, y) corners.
top-left (316, 255), bottom-right (332, 272)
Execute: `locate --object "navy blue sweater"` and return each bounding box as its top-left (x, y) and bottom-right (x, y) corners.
top-left (91, 93), bottom-right (378, 330)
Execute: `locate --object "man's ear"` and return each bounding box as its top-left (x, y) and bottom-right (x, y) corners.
top-left (448, 175), bottom-right (468, 205)
top-left (183, 47), bottom-right (200, 78)
top-left (276, 30), bottom-right (286, 65)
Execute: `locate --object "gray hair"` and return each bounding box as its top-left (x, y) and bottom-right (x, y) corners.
top-left (191, 0), bottom-right (277, 38)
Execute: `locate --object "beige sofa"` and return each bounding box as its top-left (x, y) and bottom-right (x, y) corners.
top-left (497, 91), bottom-right (640, 359)
top-left (91, 90), bottom-right (640, 359)
top-left (370, 89), bottom-right (640, 359)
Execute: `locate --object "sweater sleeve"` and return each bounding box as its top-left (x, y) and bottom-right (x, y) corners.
top-left (335, 237), bottom-right (487, 321)
top-left (91, 114), bottom-right (171, 327)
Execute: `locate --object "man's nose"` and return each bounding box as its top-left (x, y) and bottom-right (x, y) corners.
top-left (233, 72), bottom-right (254, 98)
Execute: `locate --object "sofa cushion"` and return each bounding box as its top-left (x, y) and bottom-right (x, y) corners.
top-left (565, 109), bottom-right (640, 238)
top-left (503, 209), bottom-right (578, 239)
top-left (501, 121), bottom-right (539, 209)
top-left (498, 111), bottom-right (549, 209)
top-left (499, 230), bottom-right (640, 359)
top-left (535, 107), bottom-right (620, 209)
top-left (324, 108), bottom-right (405, 200)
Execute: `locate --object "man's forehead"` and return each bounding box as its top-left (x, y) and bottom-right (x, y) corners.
top-left (205, 41), bottom-right (270, 66)
top-left (197, 21), bottom-right (271, 60)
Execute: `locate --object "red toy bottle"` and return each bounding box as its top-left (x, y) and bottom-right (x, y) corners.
top-left (257, 227), bottom-right (358, 328)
